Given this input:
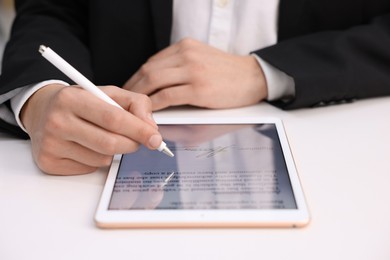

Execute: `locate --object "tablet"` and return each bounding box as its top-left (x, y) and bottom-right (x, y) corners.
top-left (95, 117), bottom-right (310, 228)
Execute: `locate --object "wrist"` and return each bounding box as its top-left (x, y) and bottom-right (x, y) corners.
top-left (21, 84), bottom-right (66, 133)
top-left (246, 55), bottom-right (268, 101)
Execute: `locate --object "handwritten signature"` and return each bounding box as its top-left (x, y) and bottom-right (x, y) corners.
top-left (195, 145), bottom-right (233, 158)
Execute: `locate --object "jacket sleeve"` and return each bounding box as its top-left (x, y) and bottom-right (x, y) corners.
top-left (0, 0), bottom-right (91, 137)
top-left (0, 0), bottom-right (91, 96)
top-left (255, 13), bottom-right (390, 109)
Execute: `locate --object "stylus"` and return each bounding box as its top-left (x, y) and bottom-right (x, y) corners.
top-left (38, 45), bottom-right (174, 158)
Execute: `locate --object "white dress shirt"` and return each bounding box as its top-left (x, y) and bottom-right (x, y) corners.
top-left (6, 0), bottom-right (295, 132)
top-left (171, 0), bottom-right (294, 100)
top-left (172, 0), bottom-right (278, 55)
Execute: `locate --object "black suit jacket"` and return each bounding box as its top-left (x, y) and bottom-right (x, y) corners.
top-left (1, 0), bottom-right (390, 134)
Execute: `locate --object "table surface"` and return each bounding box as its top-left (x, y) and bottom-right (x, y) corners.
top-left (1, 98), bottom-right (389, 260)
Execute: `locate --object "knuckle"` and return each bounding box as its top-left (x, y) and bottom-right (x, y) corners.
top-left (54, 87), bottom-right (76, 106)
top-left (157, 89), bottom-right (174, 102)
top-left (181, 49), bottom-right (197, 63)
top-left (179, 37), bottom-right (196, 48)
top-left (132, 124), bottom-right (153, 145)
top-left (137, 93), bottom-right (152, 106)
top-left (100, 85), bottom-right (118, 96)
top-left (35, 150), bottom-right (55, 174)
top-left (127, 141), bottom-right (141, 153)
top-left (98, 155), bottom-right (113, 167)
top-left (101, 109), bottom-right (123, 129)
top-left (139, 63), bottom-right (151, 76)
top-left (45, 113), bottom-right (65, 133)
top-left (34, 136), bottom-right (60, 173)
top-left (97, 135), bottom-right (119, 155)
top-left (139, 92), bottom-right (151, 102)
top-left (144, 72), bottom-right (159, 86)
top-left (189, 63), bottom-right (205, 78)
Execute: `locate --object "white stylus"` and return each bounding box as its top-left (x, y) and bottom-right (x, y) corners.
top-left (39, 45), bottom-right (174, 157)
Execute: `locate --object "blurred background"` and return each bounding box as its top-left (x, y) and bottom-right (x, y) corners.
top-left (0, 0), bottom-right (15, 71)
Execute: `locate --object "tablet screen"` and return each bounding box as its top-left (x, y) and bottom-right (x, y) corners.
top-left (108, 123), bottom-right (297, 211)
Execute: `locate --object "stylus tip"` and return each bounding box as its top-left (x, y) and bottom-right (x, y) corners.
top-left (162, 147), bottom-right (174, 157)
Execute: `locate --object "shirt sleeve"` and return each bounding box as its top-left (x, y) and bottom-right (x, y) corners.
top-left (10, 80), bottom-right (69, 132)
top-left (251, 54), bottom-right (295, 101)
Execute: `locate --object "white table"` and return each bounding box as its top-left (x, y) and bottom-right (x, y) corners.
top-left (1, 98), bottom-right (389, 260)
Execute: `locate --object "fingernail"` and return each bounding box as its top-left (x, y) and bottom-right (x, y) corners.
top-left (148, 134), bottom-right (162, 149)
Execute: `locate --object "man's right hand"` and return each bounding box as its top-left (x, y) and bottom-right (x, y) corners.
top-left (21, 84), bottom-right (162, 175)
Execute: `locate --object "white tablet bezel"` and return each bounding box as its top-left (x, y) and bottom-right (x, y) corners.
top-left (95, 117), bottom-right (310, 228)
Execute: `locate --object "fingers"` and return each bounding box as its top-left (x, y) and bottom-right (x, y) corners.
top-left (38, 158), bottom-right (98, 176)
top-left (124, 38), bottom-right (199, 93)
top-left (32, 138), bottom-right (111, 175)
top-left (101, 86), bottom-right (158, 129)
top-left (124, 55), bottom-right (185, 94)
top-left (72, 87), bottom-right (161, 150)
top-left (127, 39), bottom-right (267, 110)
top-left (57, 114), bottom-right (141, 155)
top-left (22, 84), bottom-right (164, 175)
top-left (147, 41), bottom-right (181, 61)
top-left (129, 67), bottom-right (188, 95)
top-left (148, 85), bottom-right (194, 110)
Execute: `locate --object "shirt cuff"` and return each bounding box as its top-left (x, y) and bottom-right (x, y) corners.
top-left (10, 80), bottom-right (70, 132)
top-left (251, 54), bottom-right (295, 101)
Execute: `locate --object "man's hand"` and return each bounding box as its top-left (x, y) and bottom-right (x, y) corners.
top-left (123, 38), bottom-right (268, 110)
top-left (21, 84), bottom-right (162, 175)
